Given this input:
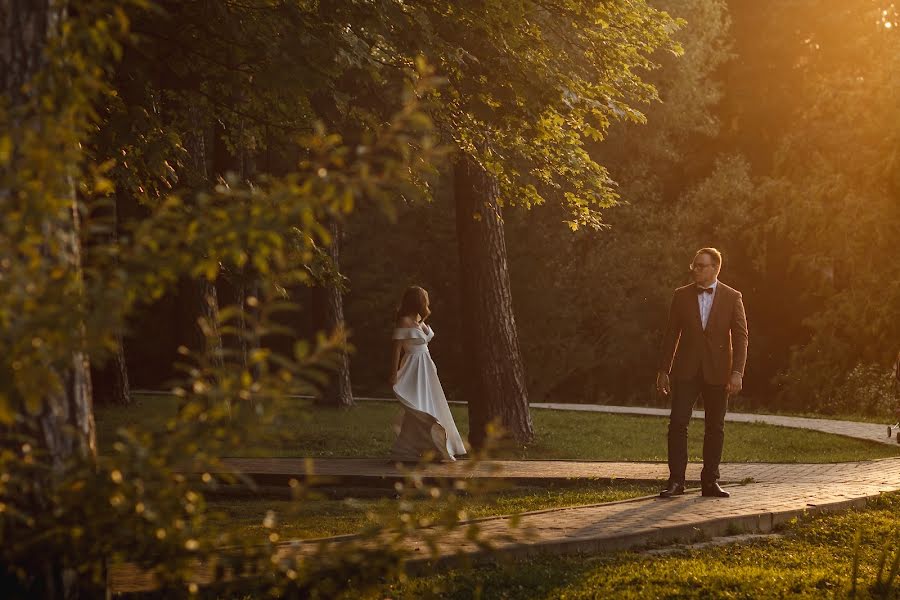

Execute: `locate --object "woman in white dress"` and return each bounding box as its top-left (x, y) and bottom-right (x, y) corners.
top-left (389, 286), bottom-right (466, 462)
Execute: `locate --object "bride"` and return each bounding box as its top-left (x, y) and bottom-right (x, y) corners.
top-left (389, 286), bottom-right (466, 462)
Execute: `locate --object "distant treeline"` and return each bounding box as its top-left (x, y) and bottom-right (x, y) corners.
top-left (124, 0), bottom-right (900, 417)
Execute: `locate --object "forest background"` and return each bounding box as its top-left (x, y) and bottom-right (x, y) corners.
top-left (123, 0), bottom-right (900, 417)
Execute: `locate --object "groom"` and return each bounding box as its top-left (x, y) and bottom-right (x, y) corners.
top-left (656, 248), bottom-right (748, 498)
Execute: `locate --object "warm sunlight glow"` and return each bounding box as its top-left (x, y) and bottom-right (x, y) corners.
top-left (881, 3), bottom-right (898, 28)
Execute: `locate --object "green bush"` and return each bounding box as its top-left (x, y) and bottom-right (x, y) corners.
top-left (830, 363), bottom-right (899, 417)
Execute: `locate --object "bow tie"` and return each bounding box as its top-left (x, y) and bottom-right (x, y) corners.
top-left (697, 286), bottom-right (714, 295)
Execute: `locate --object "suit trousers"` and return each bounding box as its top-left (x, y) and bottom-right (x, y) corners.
top-left (667, 372), bottom-right (728, 485)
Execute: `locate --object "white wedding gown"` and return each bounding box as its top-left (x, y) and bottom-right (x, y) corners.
top-left (391, 324), bottom-right (466, 461)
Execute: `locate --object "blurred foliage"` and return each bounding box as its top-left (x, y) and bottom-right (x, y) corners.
top-left (0, 0), bottom-right (689, 595)
top-left (0, 0), bottom-right (446, 596)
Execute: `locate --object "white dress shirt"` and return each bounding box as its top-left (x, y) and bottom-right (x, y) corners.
top-left (697, 279), bottom-right (718, 330)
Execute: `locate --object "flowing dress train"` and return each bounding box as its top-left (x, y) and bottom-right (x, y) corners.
top-left (391, 325), bottom-right (466, 461)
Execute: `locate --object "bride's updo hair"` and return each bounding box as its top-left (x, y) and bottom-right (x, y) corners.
top-left (396, 285), bottom-right (430, 322)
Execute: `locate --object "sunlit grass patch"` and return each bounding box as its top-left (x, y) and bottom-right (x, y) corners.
top-left (96, 396), bottom-right (900, 463)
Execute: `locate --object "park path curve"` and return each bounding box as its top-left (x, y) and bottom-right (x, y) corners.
top-left (108, 400), bottom-right (900, 593)
top-left (110, 456), bottom-right (900, 592)
top-left (395, 456), bottom-right (900, 564)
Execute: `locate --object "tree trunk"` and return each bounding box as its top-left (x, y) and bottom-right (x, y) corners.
top-left (39, 323), bottom-right (96, 466)
top-left (3, 0), bottom-right (97, 462)
top-left (236, 276), bottom-right (261, 375)
top-left (1, 0), bottom-right (51, 102)
top-left (311, 219), bottom-right (354, 408)
top-left (200, 279), bottom-right (225, 370)
top-left (186, 109), bottom-right (225, 371)
top-left (4, 3), bottom-right (97, 596)
top-left (89, 193), bottom-right (131, 406)
top-left (306, 91), bottom-right (353, 408)
top-left (90, 334), bottom-right (131, 406)
top-left (237, 146), bottom-right (263, 380)
top-left (454, 155), bottom-right (532, 448)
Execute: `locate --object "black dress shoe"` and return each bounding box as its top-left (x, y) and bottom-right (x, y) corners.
top-left (701, 482), bottom-right (730, 498)
top-left (659, 482), bottom-right (685, 498)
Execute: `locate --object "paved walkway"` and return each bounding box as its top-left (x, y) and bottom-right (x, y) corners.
top-left (108, 401), bottom-right (900, 592)
top-left (218, 456), bottom-right (896, 485)
top-left (110, 455), bottom-right (900, 592)
top-left (397, 458), bottom-right (900, 563)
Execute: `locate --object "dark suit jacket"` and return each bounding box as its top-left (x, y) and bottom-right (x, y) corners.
top-left (659, 281), bottom-right (749, 385)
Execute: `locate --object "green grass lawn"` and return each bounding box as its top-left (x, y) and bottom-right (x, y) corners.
top-left (204, 481), bottom-right (661, 541)
top-left (96, 396), bottom-right (900, 463)
top-left (370, 493), bottom-right (900, 599)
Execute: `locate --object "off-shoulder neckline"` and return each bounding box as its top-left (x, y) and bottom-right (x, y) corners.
top-left (392, 325), bottom-right (433, 338)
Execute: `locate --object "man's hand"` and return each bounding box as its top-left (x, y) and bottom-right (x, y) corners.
top-left (726, 372), bottom-right (743, 395)
top-left (656, 371), bottom-right (671, 396)
top-left (389, 372), bottom-right (397, 387)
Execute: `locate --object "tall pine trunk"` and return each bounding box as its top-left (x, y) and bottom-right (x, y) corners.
top-left (90, 333), bottom-right (131, 406)
top-left (186, 109), bottom-right (225, 371)
top-left (4, 2), bottom-right (97, 596)
top-left (307, 91), bottom-right (353, 408)
top-left (311, 219), bottom-right (353, 407)
top-left (454, 155), bottom-right (532, 448)
top-left (90, 195), bottom-right (131, 406)
top-left (230, 116), bottom-right (264, 379)
top-left (4, 0), bottom-right (97, 464)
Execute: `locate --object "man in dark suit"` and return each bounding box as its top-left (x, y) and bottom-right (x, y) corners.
top-left (657, 248), bottom-right (749, 498)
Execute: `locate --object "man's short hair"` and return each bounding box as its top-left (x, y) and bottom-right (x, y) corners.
top-left (696, 247), bottom-right (722, 268)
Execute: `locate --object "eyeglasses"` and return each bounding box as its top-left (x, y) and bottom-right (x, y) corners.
top-left (690, 262), bottom-right (715, 271)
